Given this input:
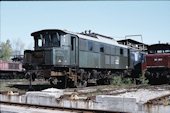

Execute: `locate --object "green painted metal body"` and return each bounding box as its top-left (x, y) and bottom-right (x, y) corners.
top-left (24, 30), bottom-right (134, 71)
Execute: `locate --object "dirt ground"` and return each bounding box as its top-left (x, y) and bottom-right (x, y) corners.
top-left (0, 79), bottom-right (51, 93)
top-left (0, 79), bottom-right (170, 97)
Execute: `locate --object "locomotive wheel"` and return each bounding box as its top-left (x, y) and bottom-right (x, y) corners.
top-left (49, 78), bottom-right (58, 85)
top-left (57, 75), bottom-right (68, 89)
top-left (75, 69), bottom-right (87, 88)
top-left (76, 81), bottom-right (87, 88)
top-left (104, 78), bottom-right (111, 85)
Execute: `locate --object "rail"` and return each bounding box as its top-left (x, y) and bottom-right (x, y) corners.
top-left (147, 94), bottom-right (170, 105)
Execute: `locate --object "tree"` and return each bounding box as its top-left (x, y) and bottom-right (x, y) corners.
top-left (0, 40), bottom-right (12, 61)
top-left (12, 38), bottom-right (25, 55)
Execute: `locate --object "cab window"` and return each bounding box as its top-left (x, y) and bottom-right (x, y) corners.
top-left (34, 35), bottom-right (42, 48)
top-left (38, 39), bottom-right (42, 47)
top-left (51, 33), bottom-right (60, 47)
top-left (44, 34), bottom-right (50, 47)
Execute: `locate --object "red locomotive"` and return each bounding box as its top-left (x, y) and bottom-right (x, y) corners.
top-left (0, 60), bottom-right (24, 79)
top-left (145, 43), bottom-right (170, 84)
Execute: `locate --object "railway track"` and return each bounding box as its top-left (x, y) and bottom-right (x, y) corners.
top-left (0, 101), bottom-right (128, 113)
top-left (147, 94), bottom-right (170, 105)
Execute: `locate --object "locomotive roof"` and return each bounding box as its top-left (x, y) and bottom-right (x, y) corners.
top-left (66, 30), bottom-right (128, 48)
top-left (31, 29), bottom-right (66, 36)
top-left (148, 43), bottom-right (170, 50)
top-left (31, 29), bottom-right (128, 48)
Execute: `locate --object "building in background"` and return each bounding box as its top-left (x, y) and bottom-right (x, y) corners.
top-left (118, 39), bottom-right (148, 52)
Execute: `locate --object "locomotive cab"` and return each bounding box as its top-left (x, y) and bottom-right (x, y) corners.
top-left (24, 30), bottom-right (78, 65)
top-left (23, 30), bottom-right (79, 82)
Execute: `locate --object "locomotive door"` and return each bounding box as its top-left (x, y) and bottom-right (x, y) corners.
top-left (70, 35), bottom-right (79, 66)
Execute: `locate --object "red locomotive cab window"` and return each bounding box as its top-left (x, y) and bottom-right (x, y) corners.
top-left (157, 50), bottom-right (163, 53)
top-left (165, 50), bottom-right (170, 53)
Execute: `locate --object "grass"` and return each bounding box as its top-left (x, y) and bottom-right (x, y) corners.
top-left (110, 75), bottom-right (149, 86)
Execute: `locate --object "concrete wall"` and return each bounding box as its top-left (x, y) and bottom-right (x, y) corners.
top-left (0, 94), bottom-right (170, 113)
top-left (95, 95), bottom-right (137, 113)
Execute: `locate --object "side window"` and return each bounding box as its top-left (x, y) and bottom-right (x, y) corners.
top-left (88, 41), bottom-right (93, 51)
top-left (111, 46), bottom-right (116, 55)
top-left (79, 39), bottom-right (87, 51)
top-left (8, 63), bottom-right (13, 69)
top-left (123, 49), bottom-right (128, 57)
top-left (116, 46), bottom-right (120, 55)
top-left (15, 64), bottom-right (19, 69)
top-left (93, 42), bottom-right (99, 52)
top-left (120, 48), bottom-right (123, 55)
top-left (100, 44), bottom-right (104, 53)
top-left (104, 45), bottom-right (111, 54)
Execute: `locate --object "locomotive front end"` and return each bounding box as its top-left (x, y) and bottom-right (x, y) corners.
top-left (23, 30), bottom-right (71, 80)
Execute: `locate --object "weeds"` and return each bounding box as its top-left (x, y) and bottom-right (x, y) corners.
top-left (136, 75), bottom-right (149, 85)
top-left (110, 75), bottom-right (123, 86)
top-left (110, 75), bottom-right (148, 86)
